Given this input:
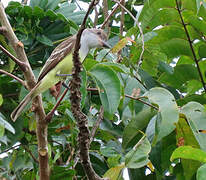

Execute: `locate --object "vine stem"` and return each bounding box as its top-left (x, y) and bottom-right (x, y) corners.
top-left (175, 0), bottom-right (206, 92)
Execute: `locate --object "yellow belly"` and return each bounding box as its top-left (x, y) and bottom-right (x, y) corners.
top-left (35, 54), bottom-right (74, 95)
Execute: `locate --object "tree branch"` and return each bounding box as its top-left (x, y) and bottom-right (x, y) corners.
top-left (102, 0), bottom-right (110, 33)
top-left (125, 94), bottom-right (158, 110)
top-left (101, 0), bottom-right (123, 29)
top-left (23, 145), bottom-right (39, 164)
top-left (87, 87), bottom-right (158, 110)
top-left (112, 0), bottom-right (145, 66)
top-left (90, 106), bottom-right (104, 144)
top-left (175, 0), bottom-right (206, 92)
top-left (0, 3), bottom-right (48, 180)
top-left (0, 69), bottom-right (26, 87)
top-left (69, 0), bottom-right (108, 179)
top-left (0, 44), bottom-right (27, 72)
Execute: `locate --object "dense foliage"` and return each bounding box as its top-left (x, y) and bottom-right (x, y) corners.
top-left (0, 0), bottom-right (206, 179)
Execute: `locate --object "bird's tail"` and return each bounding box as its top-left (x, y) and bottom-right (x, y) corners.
top-left (11, 85), bottom-right (38, 122)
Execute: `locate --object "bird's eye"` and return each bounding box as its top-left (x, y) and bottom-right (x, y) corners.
top-left (97, 31), bottom-right (101, 35)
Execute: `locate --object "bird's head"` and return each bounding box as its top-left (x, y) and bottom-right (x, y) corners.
top-left (81, 28), bottom-right (110, 49)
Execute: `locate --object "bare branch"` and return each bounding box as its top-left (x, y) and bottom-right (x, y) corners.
top-left (45, 86), bottom-right (69, 122)
top-left (0, 3), bottom-right (48, 179)
top-left (101, 0), bottom-right (124, 29)
top-left (93, 6), bottom-right (99, 28)
top-left (0, 69), bottom-right (26, 87)
top-left (87, 87), bottom-right (157, 110)
top-left (23, 145), bottom-right (39, 163)
top-left (125, 94), bottom-right (158, 110)
top-left (117, 0), bottom-right (125, 62)
top-left (90, 106), bottom-right (104, 144)
top-left (112, 0), bottom-right (145, 66)
top-left (102, 0), bottom-right (110, 33)
top-left (0, 44), bottom-right (27, 72)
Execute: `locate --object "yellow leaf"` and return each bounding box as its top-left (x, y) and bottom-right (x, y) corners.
top-left (103, 163), bottom-right (125, 180)
top-left (111, 37), bottom-right (135, 53)
top-left (147, 161), bottom-right (154, 172)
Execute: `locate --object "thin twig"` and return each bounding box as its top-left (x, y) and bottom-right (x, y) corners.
top-left (23, 145), bottom-right (39, 163)
top-left (90, 106), bottom-right (104, 144)
top-left (0, 44), bottom-right (27, 72)
top-left (175, 0), bottom-right (206, 92)
top-left (45, 86), bottom-right (69, 122)
top-left (93, 6), bottom-right (99, 27)
top-left (0, 143), bottom-right (21, 155)
top-left (87, 87), bottom-right (157, 110)
top-left (102, 0), bottom-right (110, 32)
top-left (125, 94), bottom-right (158, 110)
top-left (117, 0), bottom-right (125, 63)
top-left (0, 69), bottom-right (26, 87)
top-left (112, 0), bottom-right (145, 66)
top-left (101, 0), bottom-right (123, 29)
top-left (133, 75), bottom-right (147, 89)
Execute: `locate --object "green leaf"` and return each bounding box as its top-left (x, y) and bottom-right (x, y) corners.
top-left (159, 64), bottom-right (200, 90)
top-left (176, 117), bottom-right (201, 179)
top-left (0, 94), bottom-right (3, 106)
top-left (198, 44), bottom-right (206, 58)
top-left (100, 62), bottom-right (130, 74)
top-left (36, 34), bottom-right (53, 46)
top-left (47, 0), bottom-right (61, 10)
top-left (197, 163), bottom-right (206, 180)
top-left (181, 102), bottom-right (206, 151)
top-left (160, 38), bottom-right (193, 58)
top-left (144, 87), bottom-right (179, 144)
top-left (90, 64), bottom-right (121, 115)
top-left (0, 113), bottom-right (15, 134)
top-left (122, 107), bottom-right (156, 149)
top-left (103, 164), bottom-right (125, 180)
top-left (100, 141), bottom-right (122, 158)
top-left (50, 166), bottom-right (75, 180)
top-left (0, 125), bottom-right (5, 137)
top-left (125, 136), bottom-right (151, 168)
top-left (170, 146), bottom-right (206, 163)
top-left (183, 11), bottom-right (206, 35)
top-left (139, 0), bottom-right (176, 31)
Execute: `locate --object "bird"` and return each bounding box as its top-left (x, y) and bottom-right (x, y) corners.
top-left (11, 28), bottom-right (110, 121)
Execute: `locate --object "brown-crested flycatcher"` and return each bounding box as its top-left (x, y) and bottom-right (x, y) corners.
top-left (11, 28), bottom-right (110, 121)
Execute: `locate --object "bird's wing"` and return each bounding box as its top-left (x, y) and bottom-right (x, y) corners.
top-left (38, 36), bottom-right (76, 81)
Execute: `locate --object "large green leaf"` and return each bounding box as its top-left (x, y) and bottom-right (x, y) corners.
top-left (89, 64), bottom-right (121, 116)
top-left (170, 146), bottom-right (206, 163)
top-left (125, 136), bottom-right (151, 168)
top-left (139, 0), bottom-right (176, 32)
top-left (181, 102), bottom-right (206, 151)
top-left (176, 117), bottom-right (201, 179)
top-left (144, 87), bottom-right (179, 144)
top-left (122, 106), bottom-right (156, 149)
top-left (160, 38), bottom-right (193, 58)
top-left (159, 64), bottom-right (200, 90)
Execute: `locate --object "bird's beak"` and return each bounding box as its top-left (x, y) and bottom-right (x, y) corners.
top-left (101, 40), bottom-right (111, 49)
